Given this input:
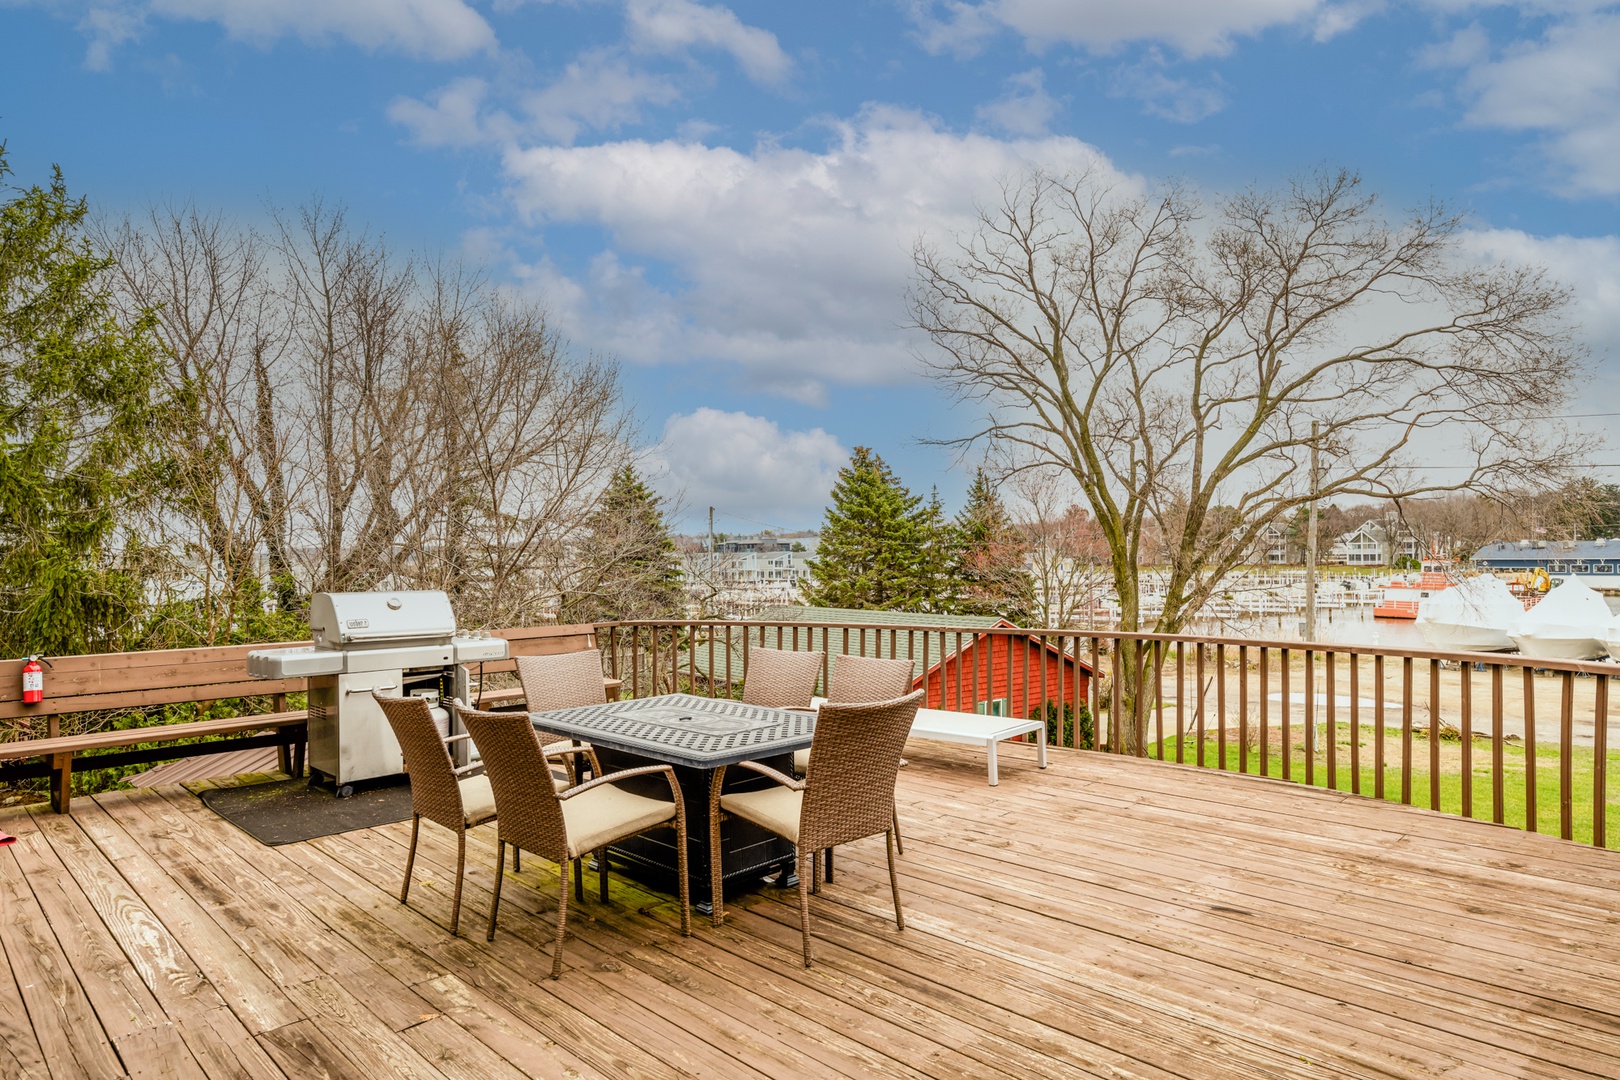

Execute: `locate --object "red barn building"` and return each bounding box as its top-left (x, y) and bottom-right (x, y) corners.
top-left (752, 607), bottom-right (1093, 718)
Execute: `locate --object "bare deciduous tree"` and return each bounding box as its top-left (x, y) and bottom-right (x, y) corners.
top-left (102, 202), bottom-right (632, 639)
top-left (1009, 471), bottom-right (1113, 629)
top-left (100, 205), bottom-right (296, 643)
top-left (914, 168), bottom-right (1586, 751)
top-left (913, 168), bottom-right (1587, 641)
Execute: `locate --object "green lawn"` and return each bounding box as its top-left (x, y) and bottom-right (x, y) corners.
top-left (1150, 728), bottom-right (1620, 848)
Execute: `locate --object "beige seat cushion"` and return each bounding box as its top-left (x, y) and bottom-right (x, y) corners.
top-left (795, 747), bottom-right (905, 774)
top-left (562, 784), bottom-right (676, 858)
top-left (720, 786), bottom-right (803, 845)
top-left (458, 774), bottom-right (497, 826)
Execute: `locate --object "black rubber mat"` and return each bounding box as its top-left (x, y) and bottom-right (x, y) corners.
top-left (198, 777), bottom-right (412, 845)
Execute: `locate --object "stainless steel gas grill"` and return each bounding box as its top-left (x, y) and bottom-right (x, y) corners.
top-left (246, 591), bottom-right (508, 794)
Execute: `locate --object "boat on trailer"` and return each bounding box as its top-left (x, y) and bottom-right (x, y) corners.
top-left (1415, 575), bottom-right (1522, 652)
top-left (1509, 575), bottom-right (1610, 660)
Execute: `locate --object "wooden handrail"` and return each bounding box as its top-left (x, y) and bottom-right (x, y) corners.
top-left (3, 616), bottom-right (1613, 847)
top-left (599, 618), bottom-right (1619, 851)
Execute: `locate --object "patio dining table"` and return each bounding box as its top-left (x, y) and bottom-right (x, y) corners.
top-left (529, 693), bottom-right (816, 912)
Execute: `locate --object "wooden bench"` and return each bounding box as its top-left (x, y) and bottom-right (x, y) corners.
top-left (0, 639), bottom-right (312, 813)
top-left (0, 713), bottom-right (308, 812)
top-left (808, 697), bottom-right (1049, 786)
top-left (0, 624), bottom-right (619, 812)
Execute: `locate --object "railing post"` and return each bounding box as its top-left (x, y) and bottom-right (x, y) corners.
top-left (1259, 647), bottom-right (1270, 777)
top-left (1133, 639), bottom-right (1146, 757)
top-left (1523, 667), bottom-right (1537, 833)
top-left (1348, 652), bottom-right (1360, 795)
top-left (1593, 673), bottom-right (1608, 849)
top-left (1460, 662), bottom-right (1473, 819)
top-left (1111, 637), bottom-right (1123, 755)
top-left (1429, 660), bottom-right (1442, 813)
top-left (1194, 642), bottom-right (1206, 768)
top-left (1491, 663), bottom-right (1505, 826)
top-left (1560, 671), bottom-right (1574, 841)
top-left (1155, 640), bottom-right (1166, 761)
top-left (1374, 654), bottom-right (1385, 801)
top-left (1238, 645), bottom-right (1248, 775)
top-left (1401, 657), bottom-right (1414, 806)
top-left (1278, 647), bottom-right (1290, 778)
top-left (1304, 649), bottom-right (1315, 787)
top-left (630, 626), bottom-right (641, 698)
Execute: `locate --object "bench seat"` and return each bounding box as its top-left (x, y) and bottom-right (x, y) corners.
top-left (0, 711), bottom-right (308, 812)
top-left (908, 708), bottom-right (1048, 786)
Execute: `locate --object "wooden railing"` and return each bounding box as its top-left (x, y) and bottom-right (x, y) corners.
top-left (600, 619), bottom-right (1619, 849)
top-left (4, 617), bottom-right (1613, 846)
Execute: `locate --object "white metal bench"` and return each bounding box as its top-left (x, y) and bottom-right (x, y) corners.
top-left (909, 707), bottom-right (1047, 785)
top-left (813, 698), bottom-right (1047, 785)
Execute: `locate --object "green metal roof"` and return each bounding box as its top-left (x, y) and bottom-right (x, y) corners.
top-left (684, 606), bottom-right (1029, 688)
top-left (755, 606), bottom-right (1008, 631)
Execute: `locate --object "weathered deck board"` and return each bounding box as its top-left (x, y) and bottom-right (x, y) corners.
top-left (2, 742), bottom-right (1618, 1079)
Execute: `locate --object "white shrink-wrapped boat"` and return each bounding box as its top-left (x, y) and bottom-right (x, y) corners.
top-left (1510, 575), bottom-right (1611, 660)
top-left (1600, 613), bottom-right (1620, 663)
top-left (1415, 575), bottom-right (1522, 653)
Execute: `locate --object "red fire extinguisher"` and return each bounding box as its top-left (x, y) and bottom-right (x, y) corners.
top-left (22, 655), bottom-right (44, 705)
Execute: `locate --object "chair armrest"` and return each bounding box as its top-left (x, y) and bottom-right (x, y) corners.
top-left (443, 733), bottom-right (474, 746)
top-left (452, 762), bottom-right (485, 778)
top-left (557, 763), bottom-right (678, 800)
top-left (542, 741), bottom-right (602, 777)
top-left (728, 759), bottom-right (804, 791)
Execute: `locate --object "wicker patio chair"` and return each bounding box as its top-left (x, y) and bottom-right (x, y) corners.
top-left (708, 690), bottom-right (923, 966)
top-left (795, 653), bottom-right (918, 866)
top-left (373, 692), bottom-right (503, 936)
top-left (516, 650), bottom-right (611, 780)
top-left (453, 700), bottom-right (691, 979)
top-left (740, 646), bottom-right (823, 709)
top-left (515, 651), bottom-right (609, 872)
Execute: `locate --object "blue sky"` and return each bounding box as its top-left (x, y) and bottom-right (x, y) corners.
top-left (6, 0), bottom-right (1620, 532)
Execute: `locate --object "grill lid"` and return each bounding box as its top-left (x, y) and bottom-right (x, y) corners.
top-left (309, 590), bottom-right (456, 649)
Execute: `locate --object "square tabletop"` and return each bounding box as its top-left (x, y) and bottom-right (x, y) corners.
top-left (529, 693), bottom-right (815, 769)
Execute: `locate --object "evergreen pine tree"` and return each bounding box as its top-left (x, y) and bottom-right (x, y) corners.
top-left (912, 486), bottom-right (956, 614)
top-left (804, 448), bottom-right (948, 610)
top-left (0, 146), bottom-right (171, 656)
top-left (951, 469), bottom-right (1035, 623)
top-left (561, 465), bottom-right (684, 622)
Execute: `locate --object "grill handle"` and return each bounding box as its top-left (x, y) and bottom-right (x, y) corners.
top-left (346, 683), bottom-right (399, 696)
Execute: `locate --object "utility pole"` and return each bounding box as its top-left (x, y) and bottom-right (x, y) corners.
top-left (1304, 420), bottom-right (1319, 642)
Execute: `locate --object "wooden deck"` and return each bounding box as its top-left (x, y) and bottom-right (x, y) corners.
top-left (3, 742), bottom-right (1619, 1080)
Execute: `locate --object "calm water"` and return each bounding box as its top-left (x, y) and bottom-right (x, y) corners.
top-left (1184, 595), bottom-right (1620, 649)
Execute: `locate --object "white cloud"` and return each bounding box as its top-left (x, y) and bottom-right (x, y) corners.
top-left (626, 0), bottom-right (792, 84)
top-left (647, 408), bottom-right (846, 526)
top-left (911, 0), bottom-right (1335, 59)
top-left (52, 0), bottom-right (495, 63)
top-left (497, 105), bottom-right (1128, 400)
top-left (1109, 50), bottom-right (1226, 122)
top-left (1459, 228), bottom-right (1620, 357)
top-left (389, 76), bottom-right (496, 148)
top-left (1434, 9), bottom-right (1620, 194)
top-left (975, 68), bottom-right (1061, 136)
top-left (78, 4), bottom-right (147, 70)
top-left (521, 49), bottom-right (681, 143)
top-left (390, 51), bottom-right (680, 148)
top-left (159, 0), bottom-right (493, 58)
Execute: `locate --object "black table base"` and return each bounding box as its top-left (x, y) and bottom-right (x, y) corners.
top-left (591, 745), bottom-right (797, 908)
